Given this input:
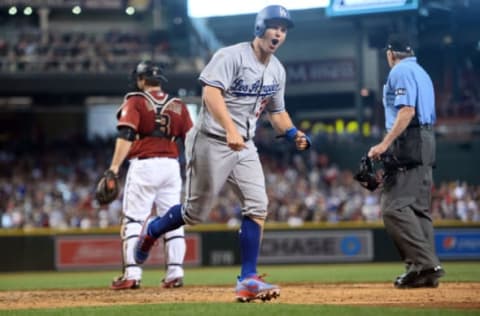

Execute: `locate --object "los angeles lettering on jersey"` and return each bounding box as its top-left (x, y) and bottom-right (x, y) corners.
top-left (229, 78), bottom-right (280, 97)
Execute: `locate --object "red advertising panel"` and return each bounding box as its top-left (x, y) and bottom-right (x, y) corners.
top-left (55, 234), bottom-right (201, 269)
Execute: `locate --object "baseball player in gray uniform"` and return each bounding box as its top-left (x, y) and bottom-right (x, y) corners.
top-left (135, 5), bottom-right (311, 302)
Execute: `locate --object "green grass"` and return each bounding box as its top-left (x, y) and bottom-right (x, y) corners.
top-left (0, 262), bottom-right (478, 315)
top-left (0, 262), bottom-right (478, 290)
top-left (0, 304), bottom-right (478, 316)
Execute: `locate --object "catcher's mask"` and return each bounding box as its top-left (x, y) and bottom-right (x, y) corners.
top-left (130, 60), bottom-right (167, 90)
top-left (354, 155), bottom-right (380, 192)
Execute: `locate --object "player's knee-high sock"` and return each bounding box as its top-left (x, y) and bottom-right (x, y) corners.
top-left (239, 216), bottom-right (261, 280)
top-left (147, 204), bottom-right (185, 238)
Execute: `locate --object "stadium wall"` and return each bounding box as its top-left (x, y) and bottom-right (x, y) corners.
top-left (0, 223), bottom-right (478, 272)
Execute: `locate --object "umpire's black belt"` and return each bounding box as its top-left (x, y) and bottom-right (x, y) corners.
top-left (201, 131), bottom-right (248, 142)
top-left (407, 124), bottom-right (433, 130)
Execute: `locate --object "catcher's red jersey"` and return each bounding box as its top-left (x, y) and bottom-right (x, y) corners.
top-left (117, 90), bottom-right (193, 159)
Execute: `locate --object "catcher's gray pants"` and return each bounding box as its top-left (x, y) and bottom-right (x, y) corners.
top-left (181, 128), bottom-right (268, 224)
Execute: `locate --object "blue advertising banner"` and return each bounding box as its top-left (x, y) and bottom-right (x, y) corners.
top-left (435, 229), bottom-right (480, 260)
top-left (259, 230), bottom-right (373, 264)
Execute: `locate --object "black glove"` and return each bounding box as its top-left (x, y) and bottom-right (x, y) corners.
top-left (354, 156), bottom-right (380, 191)
top-left (95, 170), bottom-right (119, 205)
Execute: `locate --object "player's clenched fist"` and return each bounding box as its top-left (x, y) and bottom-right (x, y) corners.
top-left (294, 130), bottom-right (310, 150)
top-left (226, 130), bottom-right (247, 151)
top-left (285, 127), bottom-right (311, 150)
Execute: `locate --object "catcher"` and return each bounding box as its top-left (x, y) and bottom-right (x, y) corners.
top-left (96, 60), bottom-right (193, 290)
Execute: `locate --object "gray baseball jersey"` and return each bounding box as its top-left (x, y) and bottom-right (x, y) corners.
top-left (181, 42), bottom-right (288, 224)
top-left (198, 42), bottom-right (287, 139)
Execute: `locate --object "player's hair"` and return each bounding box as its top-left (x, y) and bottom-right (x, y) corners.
top-left (392, 50), bottom-right (415, 59)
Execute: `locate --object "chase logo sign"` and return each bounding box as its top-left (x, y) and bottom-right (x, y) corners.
top-left (259, 230), bottom-right (373, 263)
top-left (435, 229), bottom-right (480, 259)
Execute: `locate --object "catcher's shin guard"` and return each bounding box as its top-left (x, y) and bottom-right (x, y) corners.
top-left (119, 216), bottom-right (143, 281)
top-left (163, 226), bottom-right (186, 284)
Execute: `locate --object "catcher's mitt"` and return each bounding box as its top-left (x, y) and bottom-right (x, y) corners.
top-left (353, 155), bottom-right (380, 191)
top-left (95, 170), bottom-right (119, 204)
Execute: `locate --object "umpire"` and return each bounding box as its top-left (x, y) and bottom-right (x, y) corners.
top-left (368, 33), bottom-right (445, 288)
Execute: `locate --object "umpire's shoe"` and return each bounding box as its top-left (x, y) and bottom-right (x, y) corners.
top-left (394, 265), bottom-right (445, 289)
top-left (111, 276), bottom-right (141, 290)
top-left (134, 233), bottom-right (156, 264)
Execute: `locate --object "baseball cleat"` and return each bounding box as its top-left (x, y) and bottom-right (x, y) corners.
top-left (235, 275), bottom-right (280, 303)
top-left (162, 277), bottom-right (184, 288)
top-left (394, 265), bottom-right (445, 289)
top-left (134, 233), bottom-right (156, 264)
top-left (110, 276), bottom-right (141, 290)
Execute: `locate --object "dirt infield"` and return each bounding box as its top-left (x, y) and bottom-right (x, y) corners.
top-left (1, 282), bottom-right (479, 310)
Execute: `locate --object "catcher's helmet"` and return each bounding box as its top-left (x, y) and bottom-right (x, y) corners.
top-left (132, 60), bottom-right (167, 83)
top-left (254, 5), bottom-right (294, 37)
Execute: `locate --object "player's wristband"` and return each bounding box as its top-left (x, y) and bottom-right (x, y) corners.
top-left (285, 127), bottom-right (298, 141)
top-left (285, 126), bottom-right (312, 150)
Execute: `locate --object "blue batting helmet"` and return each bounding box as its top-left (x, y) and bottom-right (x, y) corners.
top-left (254, 5), bottom-right (294, 37)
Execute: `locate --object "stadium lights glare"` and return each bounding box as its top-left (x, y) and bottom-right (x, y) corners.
top-left (23, 6), bottom-right (33, 15)
top-left (8, 6), bottom-right (17, 15)
top-left (187, 0), bottom-right (329, 18)
top-left (125, 6), bottom-right (135, 15)
top-left (72, 5), bottom-right (82, 15)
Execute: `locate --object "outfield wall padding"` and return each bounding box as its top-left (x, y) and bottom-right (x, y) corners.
top-left (0, 225), bottom-right (478, 271)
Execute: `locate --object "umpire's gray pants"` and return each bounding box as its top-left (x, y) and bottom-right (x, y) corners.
top-left (382, 205), bottom-right (439, 271)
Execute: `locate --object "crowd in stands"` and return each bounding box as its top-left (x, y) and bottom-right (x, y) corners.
top-left (1, 128), bottom-right (479, 230)
top-left (436, 67), bottom-right (480, 120)
top-left (0, 24), bottom-right (479, 229)
top-left (0, 29), bottom-right (203, 74)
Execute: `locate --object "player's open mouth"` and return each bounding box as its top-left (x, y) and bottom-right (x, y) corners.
top-left (269, 39), bottom-right (279, 50)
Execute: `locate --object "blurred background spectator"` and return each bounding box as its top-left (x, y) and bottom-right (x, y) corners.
top-left (1, 123), bottom-right (479, 229)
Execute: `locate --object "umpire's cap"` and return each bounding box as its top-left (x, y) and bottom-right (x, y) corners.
top-left (132, 60), bottom-right (168, 83)
top-left (384, 33), bottom-right (414, 54)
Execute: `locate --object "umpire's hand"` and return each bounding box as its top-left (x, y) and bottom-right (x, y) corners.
top-left (368, 142), bottom-right (388, 160)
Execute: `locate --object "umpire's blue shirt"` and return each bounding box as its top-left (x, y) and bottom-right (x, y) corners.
top-left (383, 57), bottom-right (436, 130)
